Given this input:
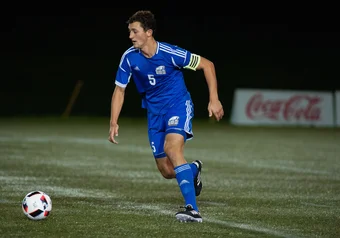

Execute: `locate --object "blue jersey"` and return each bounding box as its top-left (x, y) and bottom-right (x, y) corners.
top-left (115, 41), bottom-right (200, 115)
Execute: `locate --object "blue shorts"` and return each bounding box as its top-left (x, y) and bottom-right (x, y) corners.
top-left (147, 99), bottom-right (194, 159)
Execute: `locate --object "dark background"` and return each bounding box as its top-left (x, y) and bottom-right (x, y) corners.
top-left (4, 4), bottom-right (340, 119)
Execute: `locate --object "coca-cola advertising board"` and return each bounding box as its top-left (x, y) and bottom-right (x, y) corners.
top-left (231, 89), bottom-right (334, 126)
top-left (336, 91), bottom-right (340, 127)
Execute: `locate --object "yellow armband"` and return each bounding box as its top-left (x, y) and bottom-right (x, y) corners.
top-left (184, 54), bottom-right (201, 71)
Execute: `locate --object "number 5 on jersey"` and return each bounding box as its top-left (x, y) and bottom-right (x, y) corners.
top-left (148, 74), bottom-right (156, 85)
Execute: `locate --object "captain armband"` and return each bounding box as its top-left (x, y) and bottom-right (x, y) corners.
top-left (183, 54), bottom-right (201, 71)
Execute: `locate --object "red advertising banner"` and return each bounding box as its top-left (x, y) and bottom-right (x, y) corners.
top-left (231, 89), bottom-right (334, 127)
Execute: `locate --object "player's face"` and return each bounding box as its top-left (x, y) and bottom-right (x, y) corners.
top-left (128, 22), bottom-right (149, 49)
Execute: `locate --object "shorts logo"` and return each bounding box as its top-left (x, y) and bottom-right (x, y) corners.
top-left (168, 116), bottom-right (179, 126)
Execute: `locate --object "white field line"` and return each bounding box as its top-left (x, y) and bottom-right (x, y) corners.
top-left (138, 204), bottom-right (302, 238)
top-left (300, 202), bottom-right (336, 208)
top-left (0, 135), bottom-right (337, 177)
top-left (0, 176), bottom-right (123, 199)
top-left (203, 218), bottom-right (302, 238)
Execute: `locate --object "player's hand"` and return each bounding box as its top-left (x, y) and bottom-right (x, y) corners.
top-left (208, 99), bottom-right (224, 121)
top-left (108, 123), bottom-right (119, 144)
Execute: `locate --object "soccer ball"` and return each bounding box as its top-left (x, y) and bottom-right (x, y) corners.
top-left (22, 191), bottom-right (52, 220)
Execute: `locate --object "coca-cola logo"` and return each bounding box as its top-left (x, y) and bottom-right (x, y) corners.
top-left (246, 93), bottom-right (322, 121)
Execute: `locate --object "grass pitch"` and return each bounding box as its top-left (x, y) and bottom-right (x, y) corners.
top-left (0, 117), bottom-right (339, 238)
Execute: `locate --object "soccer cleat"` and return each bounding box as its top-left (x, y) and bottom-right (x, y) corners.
top-left (175, 205), bottom-right (202, 223)
top-left (193, 160), bottom-right (203, 196)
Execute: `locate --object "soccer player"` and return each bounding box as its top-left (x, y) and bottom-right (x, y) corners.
top-left (108, 10), bottom-right (224, 222)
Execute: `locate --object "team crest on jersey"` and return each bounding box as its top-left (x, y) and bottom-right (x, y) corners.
top-left (155, 65), bottom-right (166, 75)
top-left (168, 116), bottom-right (179, 126)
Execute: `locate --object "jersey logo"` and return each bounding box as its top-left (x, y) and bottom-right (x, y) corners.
top-left (133, 66), bottom-right (140, 71)
top-left (155, 65), bottom-right (166, 75)
top-left (168, 116), bottom-right (179, 126)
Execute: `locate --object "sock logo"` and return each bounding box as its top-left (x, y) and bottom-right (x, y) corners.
top-left (179, 179), bottom-right (190, 186)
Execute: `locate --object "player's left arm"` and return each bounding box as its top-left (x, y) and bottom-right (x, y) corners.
top-left (185, 54), bottom-right (224, 121)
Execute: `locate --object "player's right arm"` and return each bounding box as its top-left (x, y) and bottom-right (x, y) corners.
top-left (108, 50), bottom-right (132, 144)
top-left (109, 85), bottom-right (125, 144)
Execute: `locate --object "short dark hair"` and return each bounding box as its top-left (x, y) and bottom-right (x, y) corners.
top-left (127, 10), bottom-right (156, 35)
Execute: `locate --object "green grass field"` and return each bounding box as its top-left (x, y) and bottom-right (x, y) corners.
top-left (0, 117), bottom-right (339, 238)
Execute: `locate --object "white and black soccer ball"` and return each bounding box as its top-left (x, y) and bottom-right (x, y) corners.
top-left (22, 191), bottom-right (52, 220)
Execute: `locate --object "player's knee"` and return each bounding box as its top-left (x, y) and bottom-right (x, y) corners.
top-left (157, 162), bottom-right (175, 179)
top-left (156, 157), bottom-right (175, 179)
top-left (159, 168), bottom-right (174, 179)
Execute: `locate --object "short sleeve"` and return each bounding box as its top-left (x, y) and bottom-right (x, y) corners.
top-left (115, 53), bottom-right (132, 88)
